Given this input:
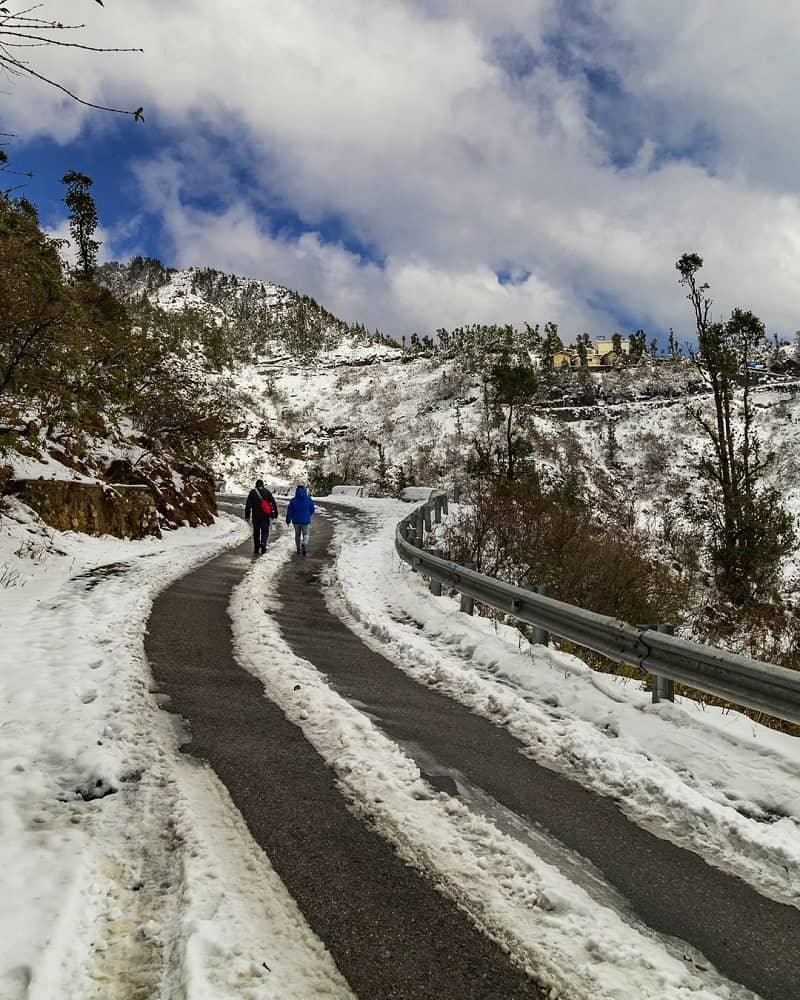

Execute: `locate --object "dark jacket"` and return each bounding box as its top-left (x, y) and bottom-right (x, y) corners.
top-left (245, 486), bottom-right (278, 523)
top-left (286, 486), bottom-right (315, 526)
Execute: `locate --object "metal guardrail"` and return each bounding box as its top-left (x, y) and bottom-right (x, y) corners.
top-left (395, 494), bottom-right (800, 727)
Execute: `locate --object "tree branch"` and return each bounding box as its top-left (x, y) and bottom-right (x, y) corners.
top-left (0, 2), bottom-right (143, 118)
top-left (6, 60), bottom-right (141, 116)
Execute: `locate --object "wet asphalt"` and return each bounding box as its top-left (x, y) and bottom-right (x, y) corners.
top-left (145, 510), bottom-right (547, 1000)
top-left (146, 500), bottom-right (800, 1000)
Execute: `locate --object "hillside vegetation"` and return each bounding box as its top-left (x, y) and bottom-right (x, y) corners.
top-left (102, 260), bottom-right (798, 679)
top-left (0, 193), bottom-right (246, 529)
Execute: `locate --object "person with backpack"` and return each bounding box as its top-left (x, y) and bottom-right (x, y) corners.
top-left (285, 485), bottom-right (315, 556)
top-left (244, 479), bottom-right (278, 555)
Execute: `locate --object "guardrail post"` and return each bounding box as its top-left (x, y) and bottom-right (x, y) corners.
top-left (434, 495), bottom-right (443, 524)
top-left (651, 624), bottom-right (675, 704)
top-left (423, 505), bottom-right (433, 532)
top-left (427, 547), bottom-right (443, 595)
top-left (417, 508), bottom-right (426, 540)
top-left (524, 583), bottom-right (551, 646)
top-left (440, 493), bottom-right (449, 515)
top-left (459, 562), bottom-right (475, 615)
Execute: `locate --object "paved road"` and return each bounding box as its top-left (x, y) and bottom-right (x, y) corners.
top-left (277, 509), bottom-right (800, 1000)
top-left (148, 499), bottom-right (800, 1000)
top-left (146, 512), bottom-right (547, 1000)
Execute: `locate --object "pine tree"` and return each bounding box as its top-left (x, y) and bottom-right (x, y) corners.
top-left (628, 329), bottom-right (647, 361)
top-left (61, 170), bottom-right (100, 279)
top-left (540, 322), bottom-right (563, 371)
top-left (489, 359), bottom-right (537, 479)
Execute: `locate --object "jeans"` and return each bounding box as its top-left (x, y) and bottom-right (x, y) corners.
top-left (293, 523), bottom-right (310, 552)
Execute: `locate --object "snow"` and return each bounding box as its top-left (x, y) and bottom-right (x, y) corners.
top-left (330, 485), bottom-right (367, 497)
top-left (2, 479), bottom-right (796, 999)
top-left (400, 486), bottom-right (440, 501)
top-left (6, 451), bottom-right (97, 484)
top-left (231, 506), bottom-right (761, 1000)
top-left (330, 499), bottom-right (800, 910)
top-left (0, 504), bottom-right (352, 1000)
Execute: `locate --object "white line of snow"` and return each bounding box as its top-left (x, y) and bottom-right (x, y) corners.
top-left (231, 511), bottom-right (754, 1000)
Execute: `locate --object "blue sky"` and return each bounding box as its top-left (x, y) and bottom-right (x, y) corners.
top-left (4, 1), bottom-right (800, 344)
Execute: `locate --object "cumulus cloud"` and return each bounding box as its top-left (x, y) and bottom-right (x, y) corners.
top-left (133, 151), bottom-right (594, 337)
top-left (7, 0), bottom-right (800, 340)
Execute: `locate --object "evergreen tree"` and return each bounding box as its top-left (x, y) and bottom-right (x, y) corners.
top-left (489, 359), bottom-right (537, 479)
top-left (61, 171), bottom-right (100, 279)
top-left (576, 333), bottom-right (591, 369)
top-left (628, 329), bottom-right (647, 361)
top-left (540, 322), bottom-right (563, 371)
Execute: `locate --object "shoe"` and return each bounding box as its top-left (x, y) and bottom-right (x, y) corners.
top-left (253, 550), bottom-right (260, 557)
top-left (260, 546), bottom-right (266, 554)
top-left (301, 544), bottom-right (307, 556)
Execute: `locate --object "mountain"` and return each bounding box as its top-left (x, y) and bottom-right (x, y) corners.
top-left (5, 229), bottom-right (797, 664)
top-left (98, 257), bottom-right (395, 363)
top-left (98, 260), bottom-right (800, 531)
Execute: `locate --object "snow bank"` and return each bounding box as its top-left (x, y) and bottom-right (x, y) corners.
top-left (0, 504), bottom-right (351, 999)
top-left (330, 498), bottom-right (800, 913)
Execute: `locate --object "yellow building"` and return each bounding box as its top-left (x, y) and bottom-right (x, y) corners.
top-left (594, 338), bottom-right (630, 355)
top-left (553, 349), bottom-right (578, 368)
top-left (551, 337), bottom-right (630, 368)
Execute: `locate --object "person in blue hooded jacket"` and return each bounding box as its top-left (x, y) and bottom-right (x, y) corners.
top-left (286, 485), bottom-right (315, 556)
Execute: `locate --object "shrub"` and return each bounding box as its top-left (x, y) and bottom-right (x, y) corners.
top-left (444, 472), bottom-right (689, 627)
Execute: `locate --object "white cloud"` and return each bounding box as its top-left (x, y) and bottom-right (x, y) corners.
top-left (133, 152), bottom-right (595, 336)
top-left (8, 1), bottom-right (800, 340)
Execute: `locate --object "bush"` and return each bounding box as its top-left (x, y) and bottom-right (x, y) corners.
top-left (307, 465), bottom-right (344, 497)
top-left (444, 472), bottom-right (689, 627)
top-left (0, 192), bottom-right (245, 468)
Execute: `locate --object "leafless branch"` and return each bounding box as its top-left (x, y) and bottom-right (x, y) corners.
top-left (3, 30), bottom-right (141, 53)
top-left (0, 2), bottom-right (143, 118)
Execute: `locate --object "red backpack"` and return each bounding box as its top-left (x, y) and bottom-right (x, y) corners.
top-left (257, 490), bottom-right (276, 518)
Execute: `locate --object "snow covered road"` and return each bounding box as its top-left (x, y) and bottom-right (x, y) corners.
top-left (3, 495), bottom-right (800, 998)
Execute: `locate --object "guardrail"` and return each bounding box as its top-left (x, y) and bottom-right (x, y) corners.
top-left (395, 493), bottom-right (800, 727)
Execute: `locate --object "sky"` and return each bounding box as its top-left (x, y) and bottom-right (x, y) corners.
top-left (4, 0), bottom-right (800, 344)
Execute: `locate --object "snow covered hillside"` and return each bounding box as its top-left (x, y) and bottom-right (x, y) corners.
top-left (100, 259), bottom-right (800, 517)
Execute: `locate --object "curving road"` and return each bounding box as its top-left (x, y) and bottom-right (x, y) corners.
top-left (146, 504), bottom-right (546, 1000)
top-left (145, 498), bottom-right (800, 1000)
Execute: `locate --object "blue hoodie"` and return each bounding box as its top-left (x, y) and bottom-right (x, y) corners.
top-left (286, 486), bottom-right (315, 525)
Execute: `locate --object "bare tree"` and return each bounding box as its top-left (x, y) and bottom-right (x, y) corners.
top-left (0, 2), bottom-right (143, 119)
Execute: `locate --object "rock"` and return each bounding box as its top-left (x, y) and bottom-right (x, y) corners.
top-left (8, 479), bottom-right (160, 539)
